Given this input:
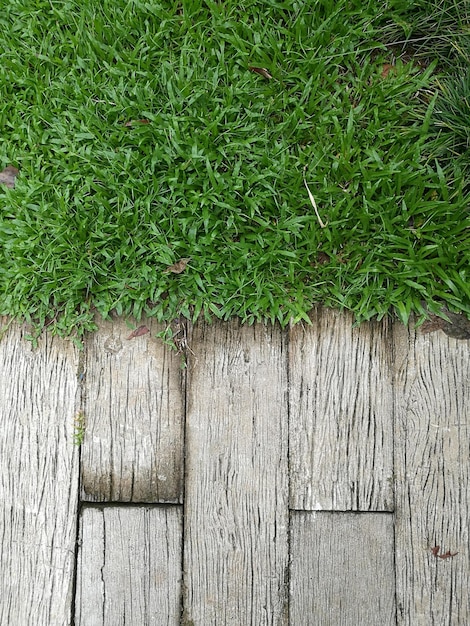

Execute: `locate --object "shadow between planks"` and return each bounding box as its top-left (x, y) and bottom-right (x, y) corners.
top-left (0, 309), bottom-right (468, 626)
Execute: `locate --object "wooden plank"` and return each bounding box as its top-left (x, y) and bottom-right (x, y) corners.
top-left (394, 324), bottom-right (470, 625)
top-left (75, 505), bottom-right (182, 625)
top-left (289, 307), bottom-right (394, 511)
top-left (183, 320), bottom-right (289, 625)
top-left (81, 315), bottom-right (185, 503)
top-left (0, 320), bottom-right (80, 625)
top-left (290, 511), bottom-right (396, 625)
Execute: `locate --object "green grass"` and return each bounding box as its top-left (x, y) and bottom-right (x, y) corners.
top-left (431, 70), bottom-right (470, 178)
top-left (380, 0), bottom-right (470, 68)
top-left (381, 0), bottom-right (470, 180)
top-left (0, 0), bottom-right (469, 342)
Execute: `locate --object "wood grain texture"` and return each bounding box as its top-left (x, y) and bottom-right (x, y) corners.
top-left (183, 320), bottom-right (289, 625)
top-left (394, 324), bottom-right (470, 625)
top-left (289, 307), bottom-right (394, 511)
top-left (75, 505), bottom-right (182, 625)
top-left (81, 316), bottom-right (184, 503)
top-left (290, 511), bottom-right (396, 625)
top-left (0, 320), bottom-right (79, 626)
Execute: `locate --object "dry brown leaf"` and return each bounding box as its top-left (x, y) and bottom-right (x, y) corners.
top-left (431, 545), bottom-right (458, 559)
top-left (438, 550), bottom-right (458, 559)
top-left (0, 165), bottom-right (19, 189)
top-left (164, 258), bottom-right (191, 274)
top-left (248, 66), bottom-right (273, 80)
top-left (381, 63), bottom-right (396, 79)
top-left (431, 546), bottom-right (440, 557)
top-left (126, 325), bottom-right (149, 340)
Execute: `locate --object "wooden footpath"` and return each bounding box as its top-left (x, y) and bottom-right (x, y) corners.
top-left (0, 308), bottom-right (468, 625)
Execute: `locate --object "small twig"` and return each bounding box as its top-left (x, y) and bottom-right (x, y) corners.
top-left (303, 166), bottom-right (327, 228)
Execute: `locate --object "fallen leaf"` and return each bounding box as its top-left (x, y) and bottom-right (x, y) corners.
top-left (124, 119), bottom-right (150, 127)
top-left (431, 545), bottom-right (458, 559)
top-left (248, 66), bottom-right (273, 80)
top-left (438, 551), bottom-right (458, 559)
top-left (381, 63), bottom-right (396, 79)
top-left (0, 165), bottom-right (19, 189)
top-left (126, 325), bottom-right (149, 339)
top-left (164, 258), bottom-right (191, 274)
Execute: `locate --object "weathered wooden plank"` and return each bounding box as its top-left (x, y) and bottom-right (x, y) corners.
top-left (289, 307), bottom-right (394, 511)
top-left (0, 320), bottom-right (80, 625)
top-left (183, 320), bottom-right (289, 625)
top-left (394, 324), bottom-right (470, 625)
top-left (75, 505), bottom-right (182, 625)
top-left (290, 511), bottom-right (396, 625)
top-left (81, 315), bottom-right (184, 503)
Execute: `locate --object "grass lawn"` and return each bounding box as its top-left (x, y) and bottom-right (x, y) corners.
top-left (0, 0), bottom-right (469, 343)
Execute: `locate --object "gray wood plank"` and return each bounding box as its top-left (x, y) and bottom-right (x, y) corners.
top-left (183, 320), bottom-right (289, 625)
top-left (289, 307), bottom-right (394, 511)
top-left (0, 320), bottom-right (80, 626)
top-left (81, 315), bottom-right (184, 503)
top-left (394, 324), bottom-right (470, 625)
top-left (75, 505), bottom-right (182, 626)
top-left (290, 511), bottom-right (396, 625)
